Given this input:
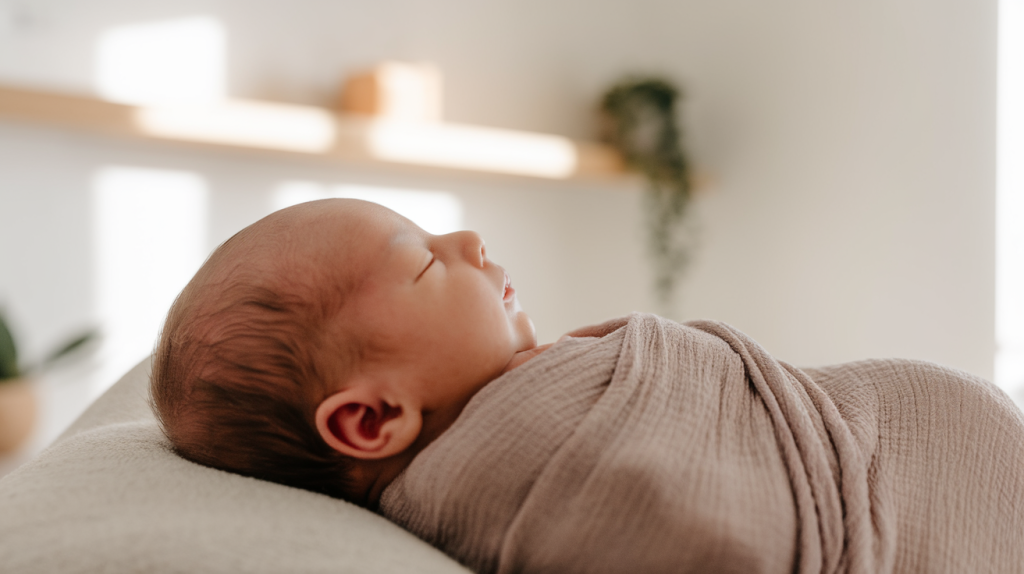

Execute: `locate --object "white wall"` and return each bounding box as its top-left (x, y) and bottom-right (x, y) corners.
top-left (0, 0), bottom-right (997, 391)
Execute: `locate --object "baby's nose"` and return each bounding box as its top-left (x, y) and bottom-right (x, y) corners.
top-left (453, 230), bottom-right (486, 267)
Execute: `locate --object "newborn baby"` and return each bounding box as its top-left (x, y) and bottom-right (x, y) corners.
top-left (152, 198), bottom-right (551, 505)
top-left (152, 198), bottom-right (1024, 573)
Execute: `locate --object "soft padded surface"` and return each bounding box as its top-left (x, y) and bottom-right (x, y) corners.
top-left (0, 358), bottom-right (468, 573)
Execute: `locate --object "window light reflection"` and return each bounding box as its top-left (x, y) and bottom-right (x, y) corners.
top-left (92, 166), bottom-right (208, 398)
top-left (997, 0), bottom-right (1024, 401)
top-left (96, 16), bottom-right (225, 106)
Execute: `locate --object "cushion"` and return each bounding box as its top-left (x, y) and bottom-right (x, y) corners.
top-left (0, 357), bottom-right (468, 573)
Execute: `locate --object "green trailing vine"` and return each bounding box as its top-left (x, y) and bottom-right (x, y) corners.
top-left (601, 77), bottom-right (694, 315)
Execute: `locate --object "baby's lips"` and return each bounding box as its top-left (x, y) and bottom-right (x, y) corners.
top-left (502, 270), bottom-right (515, 302)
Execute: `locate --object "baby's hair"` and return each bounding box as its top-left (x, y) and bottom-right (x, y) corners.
top-left (151, 249), bottom-right (360, 501)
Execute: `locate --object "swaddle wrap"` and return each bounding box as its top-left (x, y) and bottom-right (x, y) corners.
top-left (380, 314), bottom-right (1024, 573)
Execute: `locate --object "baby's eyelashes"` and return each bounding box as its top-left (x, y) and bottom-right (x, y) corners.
top-left (416, 254), bottom-right (435, 281)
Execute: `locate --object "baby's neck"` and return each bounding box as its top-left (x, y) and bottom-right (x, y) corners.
top-left (501, 342), bottom-right (554, 374)
top-left (359, 452), bottom-right (418, 508)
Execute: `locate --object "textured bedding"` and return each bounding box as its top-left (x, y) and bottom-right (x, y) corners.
top-left (380, 313), bottom-right (1024, 573)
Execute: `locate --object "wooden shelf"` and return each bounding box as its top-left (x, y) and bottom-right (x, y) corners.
top-left (0, 84), bottom-right (624, 181)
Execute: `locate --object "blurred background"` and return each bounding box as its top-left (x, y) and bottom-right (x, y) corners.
top-left (0, 0), bottom-right (1020, 473)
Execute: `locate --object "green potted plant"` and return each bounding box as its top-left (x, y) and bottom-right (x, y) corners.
top-left (0, 311), bottom-right (95, 453)
top-left (601, 77), bottom-right (695, 318)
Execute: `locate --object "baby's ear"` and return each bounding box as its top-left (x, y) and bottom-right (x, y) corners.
top-left (315, 382), bottom-right (422, 460)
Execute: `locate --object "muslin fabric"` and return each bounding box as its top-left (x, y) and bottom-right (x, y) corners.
top-left (381, 313), bottom-right (1024, 574)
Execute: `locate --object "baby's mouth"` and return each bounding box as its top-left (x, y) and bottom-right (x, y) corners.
top-left (503, 271), bottom-right (516, 302)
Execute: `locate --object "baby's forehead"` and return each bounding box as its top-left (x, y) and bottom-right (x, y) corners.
top-left (204, 199), bottom-right (415, 297)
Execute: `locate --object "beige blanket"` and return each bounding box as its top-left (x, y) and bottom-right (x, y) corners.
top-left (380, 314), bottom-right (1024, 573)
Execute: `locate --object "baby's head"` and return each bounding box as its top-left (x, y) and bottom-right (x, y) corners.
top-left (151, 199), bottom-right (537, 505)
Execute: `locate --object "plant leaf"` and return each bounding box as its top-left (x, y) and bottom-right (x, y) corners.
top-left (0, 313), bottom-right (20, 380)
top-left (40, 330), bottom-right (99, 368)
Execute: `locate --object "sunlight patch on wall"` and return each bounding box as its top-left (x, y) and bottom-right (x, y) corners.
top-left (93, 166), bottom-right (208, 396)
top-left (95, 16), bottom-right (226, 105)
top-left (273, 182), bottom-right (463, 235)
top-left (998, 0), bottom-right (1024, 401)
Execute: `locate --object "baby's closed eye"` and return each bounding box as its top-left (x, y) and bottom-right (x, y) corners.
top-left (416, 254), bottom-right (435, 281)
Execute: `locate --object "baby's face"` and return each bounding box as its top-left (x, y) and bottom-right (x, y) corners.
top-left (284, 199), bottom-right (537, 412)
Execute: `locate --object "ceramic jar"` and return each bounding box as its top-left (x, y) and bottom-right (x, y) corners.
top-left (0, 379), bottom-right (36, 453)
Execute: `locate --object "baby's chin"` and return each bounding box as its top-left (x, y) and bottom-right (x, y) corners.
top-left (508, 294), bottom-right (538, 350)
top-left (514, 311), bottom-right (539, 351)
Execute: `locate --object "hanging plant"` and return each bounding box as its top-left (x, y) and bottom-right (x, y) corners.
top-left (601, 77), bottom-right (694, 315)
